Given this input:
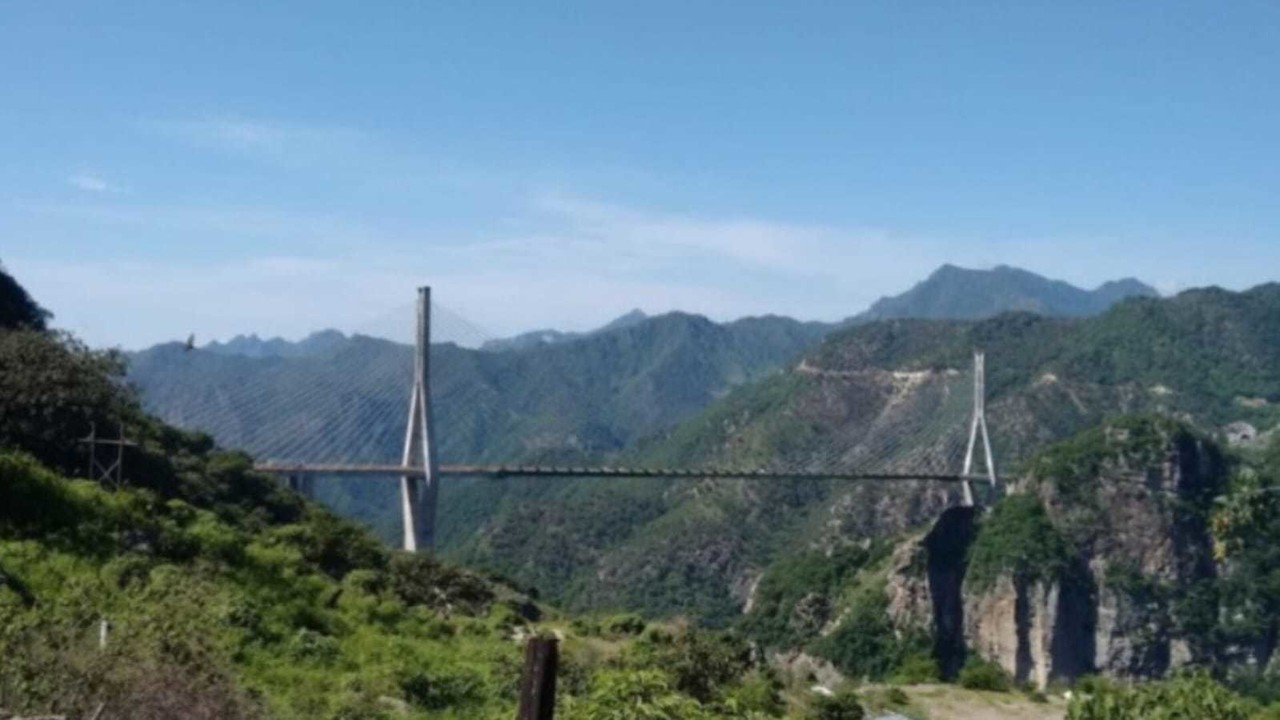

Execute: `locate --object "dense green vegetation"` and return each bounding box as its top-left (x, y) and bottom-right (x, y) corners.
top-left (1067, 673), bottom-right (1256, 720)
top-left (739, 544), bottom-right (884, 650)
top-left (812, 587), bottom-right (931, 682)
top-left (965, 493), bottom-right (1070, 590)
top-left (437, 284), bottom-right (1280, 625)
top-left (0, 272), bottom-right (826, 719)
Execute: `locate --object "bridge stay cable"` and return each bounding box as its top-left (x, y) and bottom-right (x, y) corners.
top-left (157, 288), bottom-right (1003, 553)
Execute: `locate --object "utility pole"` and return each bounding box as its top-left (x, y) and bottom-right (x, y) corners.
top-left (960, 351), bottom-right (998, 506)
top-left (399, 287), bottom-right (440, 552)
top-left (79, 422), bottom-right (135, 488)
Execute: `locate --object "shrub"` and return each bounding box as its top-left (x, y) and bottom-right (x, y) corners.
top-left (626, 627), bottom-right (753, 704)
top-left (568, 669), bottom-right (708, 720)
top-left (812, 589), bottom-right (930, 681)
top-left (603, 612), bottom-right (647, 636)
top-left (389, 551), bottom-right (494, 615)
top-left (958, 657), bottom-right (1011, 692)
top-left (890, 651), bottom-right (940, 684)
top-left (399, 665), bottom-right (487, 710)
top-left (1067, 672), bottom-right (1251, 719)
top-left (809, 690), bottom-right (865, 720)
top-left (885, 687), bottom-right (910, 706)
top-left (724, 669), bottom-right (784, 715)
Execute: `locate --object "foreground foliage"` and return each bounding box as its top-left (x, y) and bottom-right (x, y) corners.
top-left (1067, 674), bottom-right (1253, 719)
top-left (0, 275), bottom-right (796, 719)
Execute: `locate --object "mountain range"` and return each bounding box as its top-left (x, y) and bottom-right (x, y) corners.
top-left (441, 283), bottom-right (1280, 624)
top-left (850, 264), bottom-right (1157, 323)
top-left (126, 264), bottom-right (1168, 613)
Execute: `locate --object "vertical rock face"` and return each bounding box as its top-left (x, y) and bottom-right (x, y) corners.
top-left (886, 419), bottom-right (1224, 688)
top-left (925, 507), bottom-right (978, 678)
top-left (886, 506), bottom-right (978, 679)
top-left (961, 567), bottom-right (1095, 688)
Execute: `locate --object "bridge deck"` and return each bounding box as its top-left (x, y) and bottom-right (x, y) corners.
top-left (253, 462), bottom-right (977, 482)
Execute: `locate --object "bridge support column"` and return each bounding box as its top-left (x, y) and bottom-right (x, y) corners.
top-left (961, 351), bottom-right (997, 505)
top-left (400, 286), bottom-right (440, 552)
top-left (287, 473), bottom-right (315, 496)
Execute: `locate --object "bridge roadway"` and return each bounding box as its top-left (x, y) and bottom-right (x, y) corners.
top-left (253, 462), bottom-right (976, 483)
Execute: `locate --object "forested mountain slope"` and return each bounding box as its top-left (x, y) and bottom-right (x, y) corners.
top-left (446, 285), bottom-right (1280, 624)
top-left (852, 263), bottom-right (1158, 322)
top-left (0, 267), bottom-right (821, 720)
top-left (130, 312), bottom-right (831, 466)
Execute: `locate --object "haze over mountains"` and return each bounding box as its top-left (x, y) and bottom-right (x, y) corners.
top-left (452, 282), bottom-right (1280, 622)
top-left (190, 264), bottom-right (1158, 360)
top-left (101, 263), bottom-right (1280, 692)
top-left (127, 263), bottom-right (1163, 552)
top-left (124, 262), bottom-right (1280, 633)
top-left (129, 263), bottom-right (1162, 472)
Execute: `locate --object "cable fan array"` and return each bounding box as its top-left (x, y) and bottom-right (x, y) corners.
top-left (148, 297), bottom-right (989, 482)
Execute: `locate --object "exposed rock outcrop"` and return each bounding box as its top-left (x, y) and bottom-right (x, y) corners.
top-left (886, 418), bottom-right (1224, 688)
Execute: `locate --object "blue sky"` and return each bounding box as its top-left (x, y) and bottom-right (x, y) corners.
top-left (4, 1), bottom-right (1280, 348)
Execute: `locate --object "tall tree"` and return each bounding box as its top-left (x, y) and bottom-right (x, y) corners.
top-left (0, 263), bottom-right (50, 331)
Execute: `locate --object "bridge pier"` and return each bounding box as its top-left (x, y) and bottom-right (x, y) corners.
top-left (287, 473), bottom-right (315, 496)
top-left (400, 286), bottom-right (440, 552)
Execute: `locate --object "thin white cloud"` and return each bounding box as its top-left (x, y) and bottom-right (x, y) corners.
top-left (67, 173), bottom-right (121, 194)
top-left (147, 117), bottom-right (366, 156)
top-left (2, 193), bottom-right (937, 349)
top-left (12, 192), bottom-right (1266, 351)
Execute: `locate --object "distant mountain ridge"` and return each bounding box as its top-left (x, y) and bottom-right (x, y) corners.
top-left (130, 310), bottom-right (830, 467)
top-left (197, 266), bottom-right (1155, 361)
top-left (852, 264), bottom-right (1158, 323)
top-left (128, 263), bottom-right (1163, 565)
top-left (203, 329), bottom-right (349, 358)
top-left (480, 308), bottom-right (650, 352)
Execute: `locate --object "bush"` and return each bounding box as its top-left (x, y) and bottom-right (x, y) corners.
top-left (809, 690), bottom-right (865, 720)
top-left (958, 657), bottom-right (1011, 692)
top-left (1067, 672), bottom-right (1251, 719)
top-left (890, 651), bottom-right (940, 684)
top-left (603, 612), bottom-right (647, 636)
top-left (399, 666), bottom-right (487, 710)
top-left (626, 627), bottom-right (752, 704)
top-left (724, 669), bottom-right (784, 715)
top-left (567, 669), bottom-right (708, 720)
top-left (812, 589), bottom-right (930, 681)
top-left (389, 551), bottom-right (494, 614)
top-left (885, 687), bottom-right (910, 706)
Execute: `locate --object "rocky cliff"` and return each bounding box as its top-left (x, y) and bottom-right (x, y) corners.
top-left (885, 416), bottom-right (1225, 688)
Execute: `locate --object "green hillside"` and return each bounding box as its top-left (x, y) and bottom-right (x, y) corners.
top-left (129, 312), bottom-right (830, 467)
top-left (0, 268), bottom-right (833, 720)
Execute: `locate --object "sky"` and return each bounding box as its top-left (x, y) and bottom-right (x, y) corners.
top-left (3, 1), bottom-right (1280, 348)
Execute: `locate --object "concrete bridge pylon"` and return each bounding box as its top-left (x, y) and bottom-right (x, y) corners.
top-left (399, 286), bottom-right (440, 552)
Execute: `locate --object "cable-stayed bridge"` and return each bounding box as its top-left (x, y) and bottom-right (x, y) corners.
top-left (156, 288), bottom-right (999, 552)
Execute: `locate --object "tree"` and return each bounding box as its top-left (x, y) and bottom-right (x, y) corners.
top-left (0, 329), bottom-right (132, 473)
top-left (0, 263), bottom-right (50, 330)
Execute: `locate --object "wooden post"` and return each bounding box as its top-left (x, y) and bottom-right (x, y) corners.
top-left (516, 637), bottom-right (558, 720)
